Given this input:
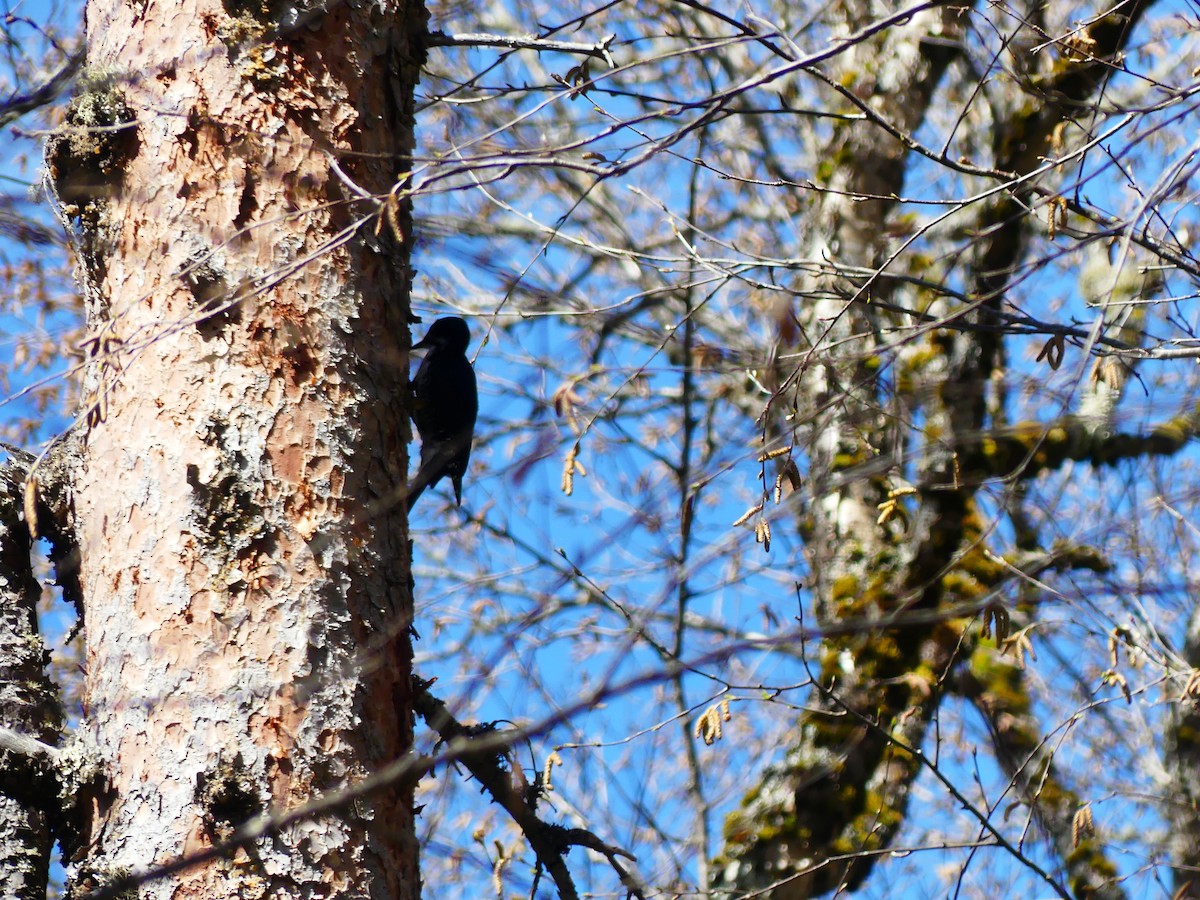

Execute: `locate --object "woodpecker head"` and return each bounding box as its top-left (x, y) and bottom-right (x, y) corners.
top-left (413, 316), bottom-right (470, 354)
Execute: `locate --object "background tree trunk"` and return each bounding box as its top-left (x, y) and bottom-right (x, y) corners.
top-left (715, 3), bottom-right (1151, 897)
top-left (0, 463), bottom-right (61, 900)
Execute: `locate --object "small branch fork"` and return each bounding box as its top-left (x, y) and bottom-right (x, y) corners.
top-left (412, 675), bottom-right (645, 900)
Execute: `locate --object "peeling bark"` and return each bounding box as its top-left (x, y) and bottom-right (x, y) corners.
top-left (51, 0), bottom-right (428, 894)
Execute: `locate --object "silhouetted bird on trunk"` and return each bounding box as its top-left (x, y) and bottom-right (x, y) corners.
top-left (408, 316), bottom-right (477, 507)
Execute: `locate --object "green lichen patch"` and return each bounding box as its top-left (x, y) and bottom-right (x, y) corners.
top-left (46, 81), bottom-right (139, 216)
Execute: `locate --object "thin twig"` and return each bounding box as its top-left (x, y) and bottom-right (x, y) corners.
top-left (428, 31), bottom-right (618, 67)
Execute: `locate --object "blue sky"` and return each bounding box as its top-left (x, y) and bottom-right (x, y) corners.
top-left (6, 1), bottom-right (1200, 897)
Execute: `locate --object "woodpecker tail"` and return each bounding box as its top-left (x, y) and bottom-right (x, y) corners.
top-left (405, 435), bottom-right (470, 508)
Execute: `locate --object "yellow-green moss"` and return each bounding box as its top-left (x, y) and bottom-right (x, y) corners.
top-left (968, 647), bottom-right (1032, 717)
top-left (815, 144), bottom-right (856, 184)
top-left (1151, 417), bottom-right (1189, 447)
top-left (831, 575), bottom-right (859, 602)
top-left (1066, 842), bottom-right (1119, 891)
top-left (830, 787), bottom-right (906, 857)
top-left (832, 449), bottom-right (871, 471)
top-left (1173, 724), bottom-right (1200, 749)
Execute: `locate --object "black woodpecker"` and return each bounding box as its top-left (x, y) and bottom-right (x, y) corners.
top-left (408, 316), bottom-right (478, 507)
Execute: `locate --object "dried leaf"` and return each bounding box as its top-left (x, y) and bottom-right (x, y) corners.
top-left (983, 603), bottom-right (1010, 644)
top-left (732, 503), bottom-right (763, 528)
top-left (1036, 333), bottom-right (1065, 370)
top-left (561, 444), bottom-right (582, 496)
top-left (783, 459), bottom-right (802, 491)
top-left (754, 519), bottom-right (771, 552)
top-left (757, 446), bottom-right (792, 462)
top-left (1182, 668), bottom-right (1200, 700)
top-left (1000, 624), bottom-right (1037, 669)
top-left (1072, 804), bottom-right (1095, 847)
top-left (694, 700), bottom-right (732, 746)
top-left (23, 473), bottom-right (38, 540)
top-left (1101, 669), bottom-right (1132, 703)
top-left (542, 751), bottom-right (563, 792)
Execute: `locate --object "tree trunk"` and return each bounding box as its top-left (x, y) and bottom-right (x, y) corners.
top-left (48, 0), bottom-right (427, 893)
top-left (715, 3), bottom-right (1151, 896)
top-left (0, 464), bottom-right (61, 900)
